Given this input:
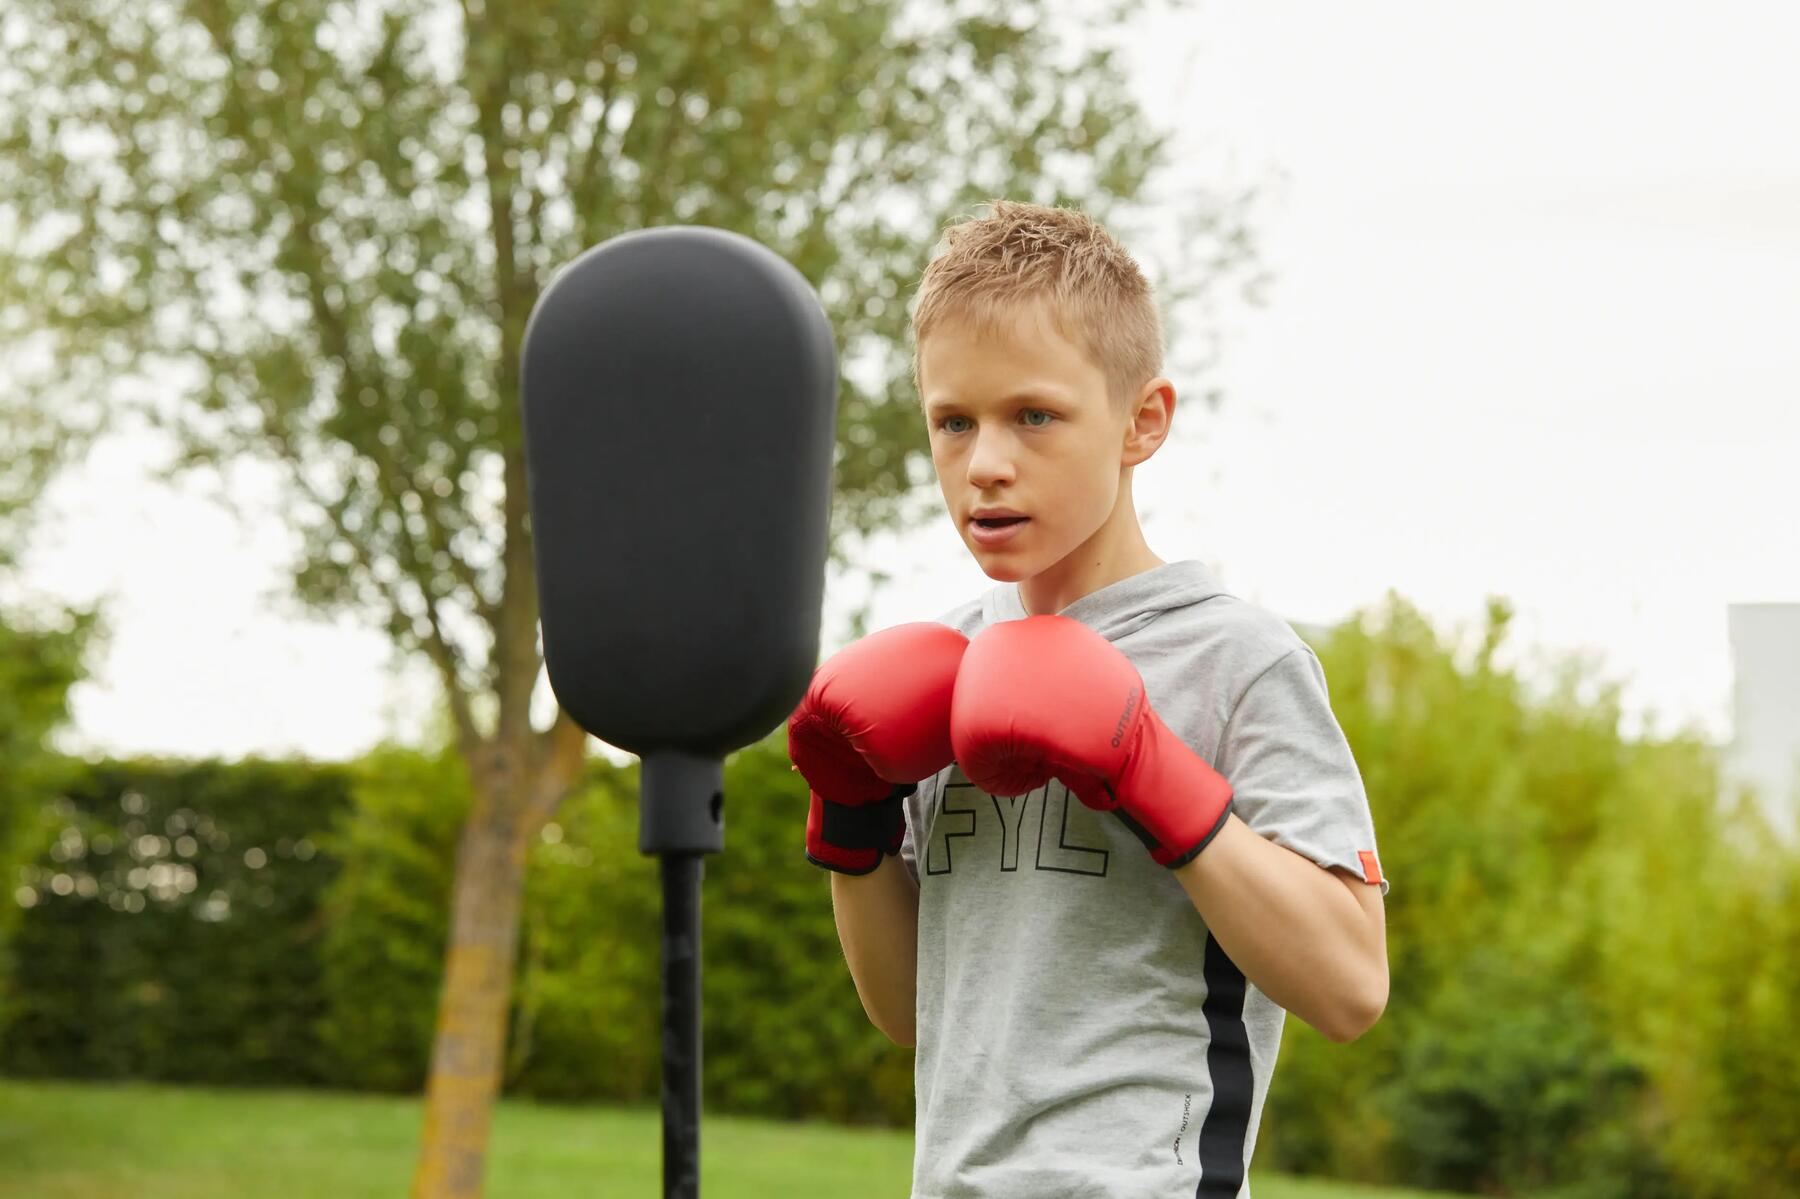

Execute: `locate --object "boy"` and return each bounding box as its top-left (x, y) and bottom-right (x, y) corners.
top-left (787, 200), bottom-right (1389, 1198)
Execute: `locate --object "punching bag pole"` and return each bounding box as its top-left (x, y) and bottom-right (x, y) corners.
top-left (641, 752), bottom-right (726, 1198)
top-left (521, 225), bottom-right (835, 1199)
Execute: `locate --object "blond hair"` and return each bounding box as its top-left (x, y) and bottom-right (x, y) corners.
top-left (909, 199), bottom-right (1163, 410)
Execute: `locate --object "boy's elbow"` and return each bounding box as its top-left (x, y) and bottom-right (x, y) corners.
top-left (1326, 975), bottom-right (1388, 1043)
top-left (1326, 1003), bottom-right (1382, 1044)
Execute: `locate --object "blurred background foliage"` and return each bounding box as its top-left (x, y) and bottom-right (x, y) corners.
top-left (4, 590), bottom-right (1796, 1196)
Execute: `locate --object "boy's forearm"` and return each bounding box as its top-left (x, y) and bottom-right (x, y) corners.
top-left (829, 853), bottom-right (920, 1047)
top-left (1174, 812), bottom-right (1388, 1042)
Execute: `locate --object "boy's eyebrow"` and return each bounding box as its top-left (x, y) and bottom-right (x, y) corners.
top-left (924, 388), bottom-right (1067, 416)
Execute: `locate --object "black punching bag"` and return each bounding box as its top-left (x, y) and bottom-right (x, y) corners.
top-left (519, 226), bottom-right (837, 1199)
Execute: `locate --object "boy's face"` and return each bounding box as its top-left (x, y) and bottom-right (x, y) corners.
top-left (918, 299), bottom-right (1152, 582)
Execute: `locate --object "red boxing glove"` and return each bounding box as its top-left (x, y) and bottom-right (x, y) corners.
top-left (787, 622), bottom-right (970, 874)
top-left (950, 614), bottom-right (1234, 868)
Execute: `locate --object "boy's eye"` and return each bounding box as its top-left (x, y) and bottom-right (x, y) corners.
top-left (935, 410), bottom-right (1054, 434)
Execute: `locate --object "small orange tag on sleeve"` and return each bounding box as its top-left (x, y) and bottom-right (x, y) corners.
top-left (1357, 850), bottom-right (1384, 886)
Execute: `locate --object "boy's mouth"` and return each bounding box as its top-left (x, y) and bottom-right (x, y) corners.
top-left (968, 513), bottom-right (1031, 548)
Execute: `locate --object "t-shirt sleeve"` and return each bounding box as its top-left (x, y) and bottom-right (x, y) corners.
top-left (1211, 646), bottom-right (1390, 897)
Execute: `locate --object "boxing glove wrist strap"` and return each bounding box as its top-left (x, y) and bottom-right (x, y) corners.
top-left (818, 782), bottom-right (913, 852)
top-left (1113, 706), bottom-right (1236, 869)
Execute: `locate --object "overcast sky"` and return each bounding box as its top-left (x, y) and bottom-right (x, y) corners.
top-left (9, 0), bottom-right (1796, 762)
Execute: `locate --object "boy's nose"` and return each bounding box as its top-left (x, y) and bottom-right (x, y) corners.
top-left (965, 431), bottom-right (1017, 489)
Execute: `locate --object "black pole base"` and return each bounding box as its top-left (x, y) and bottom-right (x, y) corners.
top-left (641, 751), bottom-right (724, 1198)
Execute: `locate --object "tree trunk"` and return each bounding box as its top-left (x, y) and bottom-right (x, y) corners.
top-left (410, 793), bottom-right (531, 1199)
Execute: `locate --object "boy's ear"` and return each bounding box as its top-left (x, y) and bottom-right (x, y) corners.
top-left (1122, 377), bottom-right (1176, 467)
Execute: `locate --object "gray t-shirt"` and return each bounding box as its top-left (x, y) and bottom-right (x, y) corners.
top-left (898, 559), bottom-right (1388, 1199)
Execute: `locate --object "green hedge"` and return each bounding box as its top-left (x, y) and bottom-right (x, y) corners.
top-left (0, 736), bottom-right (910, 1125)
top-left (307, 737), bottom-right (914, 1120)
top-left (497, 738), bottom-right (912, 1124)
top-left (313, 746), bottom-right (470, 1092)
top-left (2, 758), bottom-right (352, 1084)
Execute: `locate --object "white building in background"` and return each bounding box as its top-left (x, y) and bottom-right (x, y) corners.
top-left (1726, 603), bottom-right (1800, 842)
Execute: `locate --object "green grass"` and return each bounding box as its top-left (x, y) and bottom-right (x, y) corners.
top-left (0, 1077), bottom-right (1456, 1198)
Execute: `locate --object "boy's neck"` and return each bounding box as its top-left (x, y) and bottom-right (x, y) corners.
top-left (1016, 485), bottom-right (1166, 617)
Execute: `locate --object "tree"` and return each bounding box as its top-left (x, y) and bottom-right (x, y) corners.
top-left (0, 1), bottom-right (1261, 1193)
top-left (0, 608), bottom-right (97, 875)
top-left (0, 603), bottom-right (101, 1044)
